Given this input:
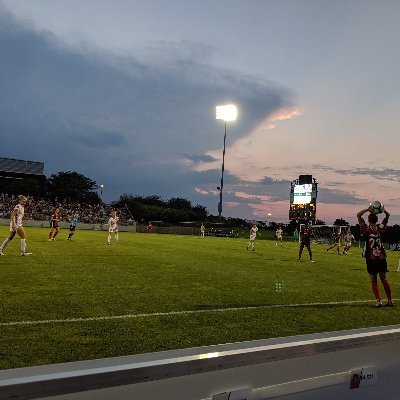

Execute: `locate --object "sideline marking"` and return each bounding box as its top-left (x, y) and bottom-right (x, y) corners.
top-left (0, 299), bottom-right (392, 327)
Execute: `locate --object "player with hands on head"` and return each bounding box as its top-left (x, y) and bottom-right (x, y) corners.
top-left (357, 202), bottom-right (393, 307)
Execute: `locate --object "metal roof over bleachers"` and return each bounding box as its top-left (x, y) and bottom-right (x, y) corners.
top-left (0, 157), bottom-right (44, 176)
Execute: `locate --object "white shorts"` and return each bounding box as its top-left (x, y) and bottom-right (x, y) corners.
top-left (109, 228), bottom-right (118, 233)
top-left (250, 234), bottom-right (256, 241)
top-left (10, 223), bottom-right (22, 232)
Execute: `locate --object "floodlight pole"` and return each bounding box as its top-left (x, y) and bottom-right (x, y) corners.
top-left (218, 121), bottom-right (227, 220)
top-left (216, 104), bottom-right (237, 220)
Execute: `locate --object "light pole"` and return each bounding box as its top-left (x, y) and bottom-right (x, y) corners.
top-left (99, 184), bottom-right (104, 202)
top-left (216, 104), bottom-right (237, 219)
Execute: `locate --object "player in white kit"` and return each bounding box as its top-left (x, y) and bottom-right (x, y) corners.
top-left (246, 224), bottom-right (260, 252)
top-left (108, 211), bottom-right (119, 244)
top-left (342, 231), bottom-right (355, 255)
top-left (0, 195), bottom-right (32, 256)
top-left (275, 226), bottom-right (283, 246)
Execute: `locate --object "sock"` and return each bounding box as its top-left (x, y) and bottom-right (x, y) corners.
top-left (371, 281), bottom-right (381, 301)
top-left (21, 238), bottom-right (26, 253)
top-left (53, 231), bottom-right (59, 239)
top-left (108, 233), bottom-right (111, 243)
top-left (49, 231), bottom-right (52, 239)
top-left (115, 233), bottom-right (118, 242)
top-left (381, 279), bottom-right (392, 301)
top-left (0, 237), bottom-right (11, 251)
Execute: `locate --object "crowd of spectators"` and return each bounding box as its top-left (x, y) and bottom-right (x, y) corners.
top-left (0, 193), bottom-right (130, 224)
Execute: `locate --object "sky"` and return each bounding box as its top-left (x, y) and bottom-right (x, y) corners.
top-left (0, 0), bottom-right (399, 225)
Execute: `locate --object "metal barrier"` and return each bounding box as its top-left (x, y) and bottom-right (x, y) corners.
top-left (1, 325), bottom-right (400, 400)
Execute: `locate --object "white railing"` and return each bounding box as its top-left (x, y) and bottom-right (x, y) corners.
top-left (1, 325), bottom-right (400, 399)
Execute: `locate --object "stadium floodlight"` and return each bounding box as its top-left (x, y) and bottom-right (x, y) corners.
top-left (215, 104), bottom-right (238, 219)
top-left (216, 104), bottom-right (238, 122)
top-left (99, 184), bottom-right (105, 200)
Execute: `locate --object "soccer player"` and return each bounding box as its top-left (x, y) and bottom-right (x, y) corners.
top-left (67, 213), bottom-right (79, 241)
top-left (0, 195), bottom-right (32, 256)
top-left (147, 222), bottom-right (153, 233)
top-left (108, 211), bottom-right (119, 244)
top-left (275, 226), bottom-right (283, 246)
top-left (357, 207), bottom-right (393, 307)
top-left (200, 223), bottom-right (205, 238)
top-left (48, 208), bottom-right (60, 241)
top-left (342, 230), bottom-right (355, 255)
top-left (293, 228), bottom-right (299, 243)
top-left (326, 229), bottom-right (341, 255)
top-left (298, 221), bottom-right (314, 262)
top-left (246, 224), bottom-right (260, 252)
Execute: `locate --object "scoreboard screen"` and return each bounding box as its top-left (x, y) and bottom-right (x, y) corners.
top-left (289, 176), bottom-right (318, 222)
top-left (293, 184), bottom-right (312, 204)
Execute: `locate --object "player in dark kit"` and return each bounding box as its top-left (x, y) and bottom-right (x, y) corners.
top-left (357, 207), bottom-right (393, 307)
top-left (327, 229), bottom-right (341, 255)
top-left (298, 221), bottom-right (314, 262)
top-left (48, 208), bottom-right (60, 241)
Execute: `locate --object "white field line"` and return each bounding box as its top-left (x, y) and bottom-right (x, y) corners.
top-left (0, 299), bottom-right (394, 327)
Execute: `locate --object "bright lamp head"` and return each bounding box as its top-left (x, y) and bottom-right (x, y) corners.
top-left (216, 104), bottom-right (238, 122)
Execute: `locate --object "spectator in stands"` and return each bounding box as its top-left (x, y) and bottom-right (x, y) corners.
top-left (0, 195), bottom-right (32, 256)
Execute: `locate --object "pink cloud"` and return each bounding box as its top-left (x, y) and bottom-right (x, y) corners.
top-left (225, 201), bottom-right (240, 208)
top-left (194, 187), bottom-right (210, 195)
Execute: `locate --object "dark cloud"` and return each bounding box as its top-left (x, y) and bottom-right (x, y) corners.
top-left (182, 153), bottom-right (218, 164)
top-left (0, 6), bottom-right (295, 216)
top-left (313, 165), bottom-right (400, 182)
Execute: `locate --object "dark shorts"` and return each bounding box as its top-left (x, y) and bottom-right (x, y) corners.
top-left (69, 225), bottom-right (76, 232)
top-left (366, 259), bottom-right (388, 275)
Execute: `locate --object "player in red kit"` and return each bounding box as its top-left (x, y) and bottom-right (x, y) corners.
top-left (48, 208), bottom-right (61, 241)
top-left (327, 229), bottom-right (341, 255)
top-left (357, 207), bottom-right (393, 307)
top-left (298, 221), bottom-right (314, 262)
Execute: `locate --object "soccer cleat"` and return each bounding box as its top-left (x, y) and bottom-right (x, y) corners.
top-left (48, 239), bottom-right (52, 241)
top-left (310, 260), bottom-right (315, 263)
top-left (375, 300), bottom-right (383, 308)
top-left (0, 251), bottom-right (5, 256)
top-left (386, 301), bottom-right (394, 307)
top-left (21, 252), bottom-right (32, 256)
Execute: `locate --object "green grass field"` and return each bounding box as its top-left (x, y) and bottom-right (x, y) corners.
top-left (1, 227), bottom-right (399, 370)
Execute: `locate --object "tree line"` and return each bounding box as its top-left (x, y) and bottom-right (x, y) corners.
top-left (2, 170), bottom-right (400, 243)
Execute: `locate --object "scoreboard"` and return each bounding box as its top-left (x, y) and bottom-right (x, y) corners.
top-left (289, 175), bottom-right (318, 222)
